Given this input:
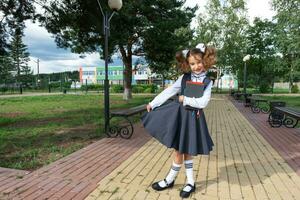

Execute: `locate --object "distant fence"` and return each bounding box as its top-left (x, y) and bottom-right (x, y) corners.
top-left (274, 82), bottom-right (300, 89)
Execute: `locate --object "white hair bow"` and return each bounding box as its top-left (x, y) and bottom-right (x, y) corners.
top-left (196, 43), bottom-right (206, 53)
top-left (182, 49), bottom-right (188, 58)
top-left (182, 43), bottom-right (206, 58)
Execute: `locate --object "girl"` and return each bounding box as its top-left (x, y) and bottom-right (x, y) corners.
top-left (141, 43), bottom-right (216, 198)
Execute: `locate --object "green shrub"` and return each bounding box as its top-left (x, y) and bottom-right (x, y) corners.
top-left (132, 85), bottom-right (144, 93)
top-left (132, 84), bottom-right (158, 93)
top-left (291, 84), bottom-right (299, 93)
top-left (81, 84), bottom-right (104, 91)
top-left (259, 81), bottom-right (271, 93)
top-left (111, 85), bottom-right (124, 93)
top-left (49, 82), bottom-right (61, 88)
top-left (0, 87), bottom-right (8, 93)
top-left (144, 88), bottom-right (152, 93)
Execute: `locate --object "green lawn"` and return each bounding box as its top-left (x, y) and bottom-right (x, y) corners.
top-left (255, 95), bottom-right (300, 109)
top-left (0, 94), bottom-right (154, 170)
top-left (212, 87), bottom-right (294, 94)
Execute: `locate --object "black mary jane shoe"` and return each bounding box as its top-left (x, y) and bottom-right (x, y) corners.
top-left (151, 179), bottom-right (175, 191)
top-left (179, 183), bottom-right (196, 198)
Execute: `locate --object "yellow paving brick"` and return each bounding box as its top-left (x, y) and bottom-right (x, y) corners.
top-left (229, 105), bottom-right (299, 199)
top-left (85, 94), bottom-right (300, 200)
top-left (130, 141), bottom-right (165, 187)
top-left (133, 190), bottom-right (149, 199)
top-left (122, 141), bottom-right (158, 184)
top-left (145, 191), bottom-right (159, 200)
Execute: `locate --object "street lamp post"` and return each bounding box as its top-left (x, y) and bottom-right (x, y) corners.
top-left (97, 0), bottom-right (122, 136)
top-left (33, 58), bottom-right (40, 88)
top-left (243, 54), bottom-right (250, 94)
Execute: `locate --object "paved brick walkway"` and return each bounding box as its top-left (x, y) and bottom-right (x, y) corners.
top-left (0, 125), bottom-right (151, 200)
top-left (86, 94), bottom-right (300, 200)
top-left (230, 96), bottom-right (300, 176)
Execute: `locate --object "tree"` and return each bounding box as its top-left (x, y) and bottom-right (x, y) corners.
top-left (0, 0), bottom-right (36, 83)
top-left (39, 0), bottom-right (195, 99)
top-left (245, 18), bottom-right (279, 92)
top-left (272, 0), bottom-right (300, 92)
top-left (0, 0), bottom-right (36, 49)
top-left (144, 25), bottom-right (194, 88)
top-left (195, 0), bottom-right (249, 91)
top-left (10, 26), bottom-right (31, 85)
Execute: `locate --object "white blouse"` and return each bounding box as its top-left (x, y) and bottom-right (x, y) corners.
top-left (149, 72), bottom-right (213, 109)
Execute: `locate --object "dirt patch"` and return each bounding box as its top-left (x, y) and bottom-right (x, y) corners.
top-left (7, 117), bottom-right (69, 128)
top-left (54, 123), bottom-right (98, 135)
top-left (0, 112), bottom-right (25, 118)
top-left (110, 100), bottom-right (127, 104)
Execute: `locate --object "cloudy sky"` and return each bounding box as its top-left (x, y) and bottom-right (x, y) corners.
top-left (24, 0), bottom-right (275, 74)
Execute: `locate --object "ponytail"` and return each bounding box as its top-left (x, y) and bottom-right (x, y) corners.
top-left (175, 51), bottom-right (190, 73)
top-left (203, 46), bottom-right (217, 69)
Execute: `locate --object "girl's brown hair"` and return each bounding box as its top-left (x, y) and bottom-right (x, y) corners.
top-left (176, 45), bottom-right (217, 72)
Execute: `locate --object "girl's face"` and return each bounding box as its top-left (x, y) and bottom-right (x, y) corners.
top-left (188, 54), bottom-right (205, 74)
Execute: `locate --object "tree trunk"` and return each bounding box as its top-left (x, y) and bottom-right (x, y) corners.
top-left (161, 74), bottom-right (165, 89)
top-left (289, 65), bottom-right (293, 93)
top-left (216, 67), bottom-right (220, 93)
top-left (122, 60), bottom-right (133, 100)
top-left (119, 44), bottom-right (133, 100)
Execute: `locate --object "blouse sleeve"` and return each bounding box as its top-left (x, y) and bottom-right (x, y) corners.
top-left (149, 75), bottom-right (183, 109)
top-left (182, 80), bottom-right (212, 109)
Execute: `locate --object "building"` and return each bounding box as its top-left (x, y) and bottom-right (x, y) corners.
top-left (79, 66), bottom-right (124, 85)
top-left (96, 66), bottom-right (124, 85)
top-left (79, 65), bottom-right (161, 85)
top-left (215, 66), bottom-right (238, 89)
top-left (79, 67), bottom-right (97, 84)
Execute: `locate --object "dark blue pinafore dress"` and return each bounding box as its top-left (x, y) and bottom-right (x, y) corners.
top-left (141, 73), bottom-right (214, 156)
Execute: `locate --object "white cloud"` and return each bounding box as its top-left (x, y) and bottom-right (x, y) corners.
top-left (247, 0), bottom-right (275, 23)
top-left (23, 0), bottom-right (275, 74)
top-left (185, 0), bottom-right (275, 28)
top-left (28, 53), bottom-right (104, 74)
top-left (184, 0), bottom-right (207, 29)
top-left (24, 20), bottom-right (105, 74)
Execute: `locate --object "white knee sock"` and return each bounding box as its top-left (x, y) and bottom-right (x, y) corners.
top-left (183, 159), bottom-right (195, 192)
top-left (158, 161), bottom-right (181, 187)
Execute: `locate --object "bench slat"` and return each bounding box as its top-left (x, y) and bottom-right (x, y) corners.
top-left (249, 98), bottom-right (268, 102)
top-left (274, 107), bottom-right (300, 119)
top-left (111, 104), bottom-right (147, 116)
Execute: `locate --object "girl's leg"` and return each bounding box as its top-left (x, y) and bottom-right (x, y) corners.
top-left (156, 150), bottom-right (183, 187)
top-left (174, 149), bottom-right (184, 164)
top-left (182, 153), bottom-right (195, 193)
top-left (165, 150), bottom-right (183, 183)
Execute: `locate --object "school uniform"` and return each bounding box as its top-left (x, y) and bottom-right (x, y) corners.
top-left (141, 71), bottom-right (214, 156)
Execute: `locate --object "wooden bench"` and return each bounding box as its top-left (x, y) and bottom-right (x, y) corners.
top-left (230, 90), bottom-right (236, 97)
top-left (108, 104), bottom-right (147, 139)
top-left (249, 97), bottom-right (270, 113)
top-left (233, 92), bottom-right (243, 100)
top-left (268, 106), bottom-right (300, 128)
top-left (243, 93), bottom-right (252, 107)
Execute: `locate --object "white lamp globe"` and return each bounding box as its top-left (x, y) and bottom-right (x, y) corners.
top-left (108, 0), bottom-right (123, 11)
top-left (243, 54), bottom-right (251, 62)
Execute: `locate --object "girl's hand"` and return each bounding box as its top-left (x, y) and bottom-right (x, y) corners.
top-left (179, 95), bottom-right (184, 103)
top-left (146, 104), bottom-right (152, 112)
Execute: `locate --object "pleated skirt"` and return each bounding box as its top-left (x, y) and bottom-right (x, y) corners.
top-left (141, 99), bottom-right (214, 156)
